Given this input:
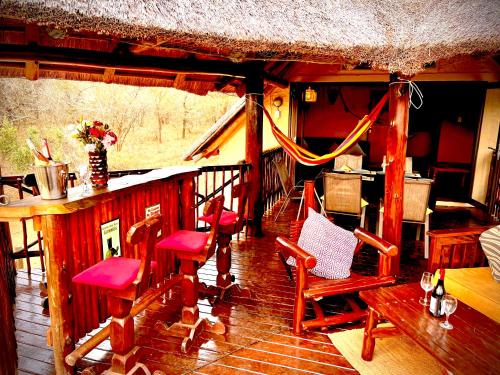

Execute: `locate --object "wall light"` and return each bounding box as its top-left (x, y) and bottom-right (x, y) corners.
top-left (273, 96), bottom-right (283, 119)
top-left (304, 86), bottom-right (317, 103)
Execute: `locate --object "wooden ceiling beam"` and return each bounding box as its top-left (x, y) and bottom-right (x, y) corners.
top-left (215, 76), bottom-right (239, 91)
top-left (103, 68), bottom-right (115, 83)
top-left (24, 61), bottom-right (39, 80)
top-left (262, 71), bottom-right (288, 88)
top-left (173, 73), bottom-right (186, 88)
top-left (0, 44), bottom-right (253, 78)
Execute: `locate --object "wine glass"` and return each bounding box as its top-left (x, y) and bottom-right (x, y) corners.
top-left (440, 294), bottom-right (458, 330)
top-left (76, 164), bottom-right (91, 196)
top-left (419, 272), bottom-right (433, 306)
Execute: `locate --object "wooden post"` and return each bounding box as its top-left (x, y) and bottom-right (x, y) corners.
top-left (42, 214), bottom-right (75, 375)
top-left (245, 74), bottom-right (264, 236)
top-left (302, 180), bottom-right (317, 219)
top-left (383, 74), bottom-right (410, 276)
top-left (0, 168), bottom-right (17, 375)
top-left (180, 176), bottom-right (195, 230)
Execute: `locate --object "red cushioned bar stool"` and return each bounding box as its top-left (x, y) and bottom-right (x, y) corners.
top-left (155, 196), bottom-right (225, 353)
top-left (198, 182), bottom-right (252, 303)
top-left (72, 215), bottom-right (162, 375)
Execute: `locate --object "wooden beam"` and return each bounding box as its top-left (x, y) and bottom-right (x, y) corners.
top-left (262, 71), bottom-right (288, 88)
top-left (215, 76), bottom-right (238, 91)
top-left (245, 73), bottom-right (264, 236)
top-left (0, 169), bottom-right (17, 375)
top-left (382, 74), bottom-right (410, 276)
top-left (103, 68), bottom-right (115, 83)
top-left (0, 44), bottom-right (252, 78)
top-left (24, 60), bottom-right (39, 80)
top-left (173, 73), bottom-right (186, 89)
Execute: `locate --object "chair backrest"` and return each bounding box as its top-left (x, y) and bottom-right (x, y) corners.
top-left (203, 195), bottom-right (225, 259)
top-left (232, 182), bottom-right (251, 233)
top-left (334, 155), bottom-right (363, 170)
top-left (127, 214), bottom-right (162, 295)
top-left (273, 158), bottom-right (292, 193)
top-left (323, 172), bottom-right (362, 214)
top-left (382, 156), bottom-right (413, 173)
top-left (403, 179), bottom-right (432, 222)
top-left (405, 157), bottom-right (413, 174)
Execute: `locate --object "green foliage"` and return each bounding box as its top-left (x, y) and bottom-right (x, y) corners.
top-left (0, 117), bottom-right (32, 173)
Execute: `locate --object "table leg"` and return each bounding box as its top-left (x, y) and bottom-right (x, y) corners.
top-left (362, 307), bottom-right (378, 361)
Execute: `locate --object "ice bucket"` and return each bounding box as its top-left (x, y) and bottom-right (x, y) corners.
top-left (33, 162), bottom-right (69, 200)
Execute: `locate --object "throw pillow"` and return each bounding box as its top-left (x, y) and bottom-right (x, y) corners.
top-left (287, 208), bottom-right (358, 279)
top-left (479, 225), bottom-right (500, 282)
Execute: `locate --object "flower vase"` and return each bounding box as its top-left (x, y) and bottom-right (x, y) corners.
top-left (88, 150), bottom-right (109, 187)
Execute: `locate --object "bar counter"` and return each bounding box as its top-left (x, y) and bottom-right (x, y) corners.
top-left (0, 166), bottom-right (199, 374)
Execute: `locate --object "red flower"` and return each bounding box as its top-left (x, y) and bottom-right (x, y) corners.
top-left (93, 121), bottom-right (104, 127)
top-left (89, 127), bottom-right (104, 138)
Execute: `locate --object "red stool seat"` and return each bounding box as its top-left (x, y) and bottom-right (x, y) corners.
top-left (156, 230), bottom-right (209, 254)
top-left (73, 257), bottom-right (157, 290)
top-left (199, 210), bottom-right (238, 226)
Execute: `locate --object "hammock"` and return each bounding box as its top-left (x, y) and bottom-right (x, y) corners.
top-left (263, 92), bottom-right (389, 166)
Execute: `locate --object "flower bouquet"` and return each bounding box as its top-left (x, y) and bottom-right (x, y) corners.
top-left (70, 119), bottom-right (117, 187)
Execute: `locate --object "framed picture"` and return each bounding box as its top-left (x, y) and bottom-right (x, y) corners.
top-left (101, 218), bottom-right (121, 259)
top-left (145, 203), bottom-right (161, 237)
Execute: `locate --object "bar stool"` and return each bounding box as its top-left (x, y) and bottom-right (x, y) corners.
top-left (155, 196), bottom-right (225, 353)
top-left (73, 215), bottom-right (162, 375)
top-left (198, 182), bottom-right (252, 302)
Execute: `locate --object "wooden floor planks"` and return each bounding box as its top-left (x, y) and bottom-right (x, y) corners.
top-left (13, 201), bottom-right (490, 374)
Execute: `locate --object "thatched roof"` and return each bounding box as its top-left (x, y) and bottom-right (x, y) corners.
top-left (1, 0), bottom-right (499, 75)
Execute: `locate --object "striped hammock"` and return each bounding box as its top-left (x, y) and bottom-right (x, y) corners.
top-left (263, 92), bottom-right (389, 166)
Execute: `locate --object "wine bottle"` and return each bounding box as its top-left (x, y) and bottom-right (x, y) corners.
top-left (429, 268), bottom-right (446, 317)
top-left (41, 138), bottom-right (52, 160)
top-left (26, 138), bottom-right (49, 164)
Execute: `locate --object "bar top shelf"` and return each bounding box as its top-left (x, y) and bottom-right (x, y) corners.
top-left (0, 166), bottom-right (199, 220)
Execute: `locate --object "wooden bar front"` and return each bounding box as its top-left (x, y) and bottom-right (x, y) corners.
top-left (0, 167), bottom-right (199, 375)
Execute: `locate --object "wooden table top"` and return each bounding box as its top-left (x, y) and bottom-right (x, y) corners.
top-left (0, 166), bottom-right (199, 221)
top-left (360, 283), bottom-right (500, 375)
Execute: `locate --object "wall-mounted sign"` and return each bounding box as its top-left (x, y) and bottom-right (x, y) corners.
top-left (145, 203), bottom-right (161, 237)
top-left (101, 218), bottom-right (121, 259)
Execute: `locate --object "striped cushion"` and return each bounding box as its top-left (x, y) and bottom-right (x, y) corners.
top-left (287, 208), bottom-right (357, 279)
top-left (480, 225), bottom-right (500, 282)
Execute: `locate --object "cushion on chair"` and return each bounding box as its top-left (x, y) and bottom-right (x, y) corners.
top-left (287, 208), bottom-right (357, 279)
top-left (199, 211), bottom-right (238, 226)
top-left (156, 230), bottom-right (209, 253)
top-left (72, 257), bottom-right (157, 290)
top-left (479, 225), bottom-right (500, 282)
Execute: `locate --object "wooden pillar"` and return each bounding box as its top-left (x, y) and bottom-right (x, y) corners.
top-left (383, 74), bottom-right (410, 276)
top-left (245, 74), bottom-right (264, 236)
top-left (42, 215), bottom-right (75, 375)
top-left (0, 168), bottom-right (17, 375)
top-left (180, 176), bottom-right (195, 230)
top-left (302, 180), bottom-right (317, 219)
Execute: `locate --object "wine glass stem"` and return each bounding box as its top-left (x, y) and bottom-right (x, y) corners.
top-left (424, 291), bottom-right (428, 304)
top-left (445, 314), bottom-right (450, 326)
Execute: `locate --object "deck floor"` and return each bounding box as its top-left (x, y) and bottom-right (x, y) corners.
top-left (13, 201), bottom-right (492, 374)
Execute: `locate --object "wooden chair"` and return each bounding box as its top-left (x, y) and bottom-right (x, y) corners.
top-left (273, 158), bottom-right (304, 220)
top-left (155, 196), bottom-right (225, 352)
top-left (275, 221), bottom-right (397, 334)
top-left (72, 215), bottom-right (162, 375)
top-left (378, 178), bottom-right (432, 258)
top-left (198, 182), bottom-right (252, 302)
top-left (322, 172), bottom-right (367, 228)
top-left (334, 155), bottom-right (363, 170)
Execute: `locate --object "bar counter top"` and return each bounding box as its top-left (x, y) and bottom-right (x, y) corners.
top-left (0, 166), bottom-right (199, 221)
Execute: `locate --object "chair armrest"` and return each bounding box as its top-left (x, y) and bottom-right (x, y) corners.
top-left (354, 227), bottom-right (398, 257)
top-left (275, 236), bottom-right (317, 269)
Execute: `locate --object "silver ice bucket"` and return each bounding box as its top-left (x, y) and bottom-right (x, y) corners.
top-left (33, 162), bottom-right (69, 200)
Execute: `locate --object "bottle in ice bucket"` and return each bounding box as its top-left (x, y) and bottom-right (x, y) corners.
top-left (429, 268), bottom-right (446, 317)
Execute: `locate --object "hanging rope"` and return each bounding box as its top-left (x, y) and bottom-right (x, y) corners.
top-left (261, 92), bottom-right (389, 166)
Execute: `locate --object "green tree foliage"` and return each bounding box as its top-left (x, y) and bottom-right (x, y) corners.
top-left (0, 118), bottom-right (32, 173)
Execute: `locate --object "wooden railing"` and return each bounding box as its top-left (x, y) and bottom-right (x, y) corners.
top-left (261, 147), bottom-right (288, 213)
top-left (195, 164), bottom-right (250, 227)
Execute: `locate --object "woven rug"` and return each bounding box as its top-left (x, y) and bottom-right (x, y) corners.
top-left (328, 324), bottom-right (442, 375)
